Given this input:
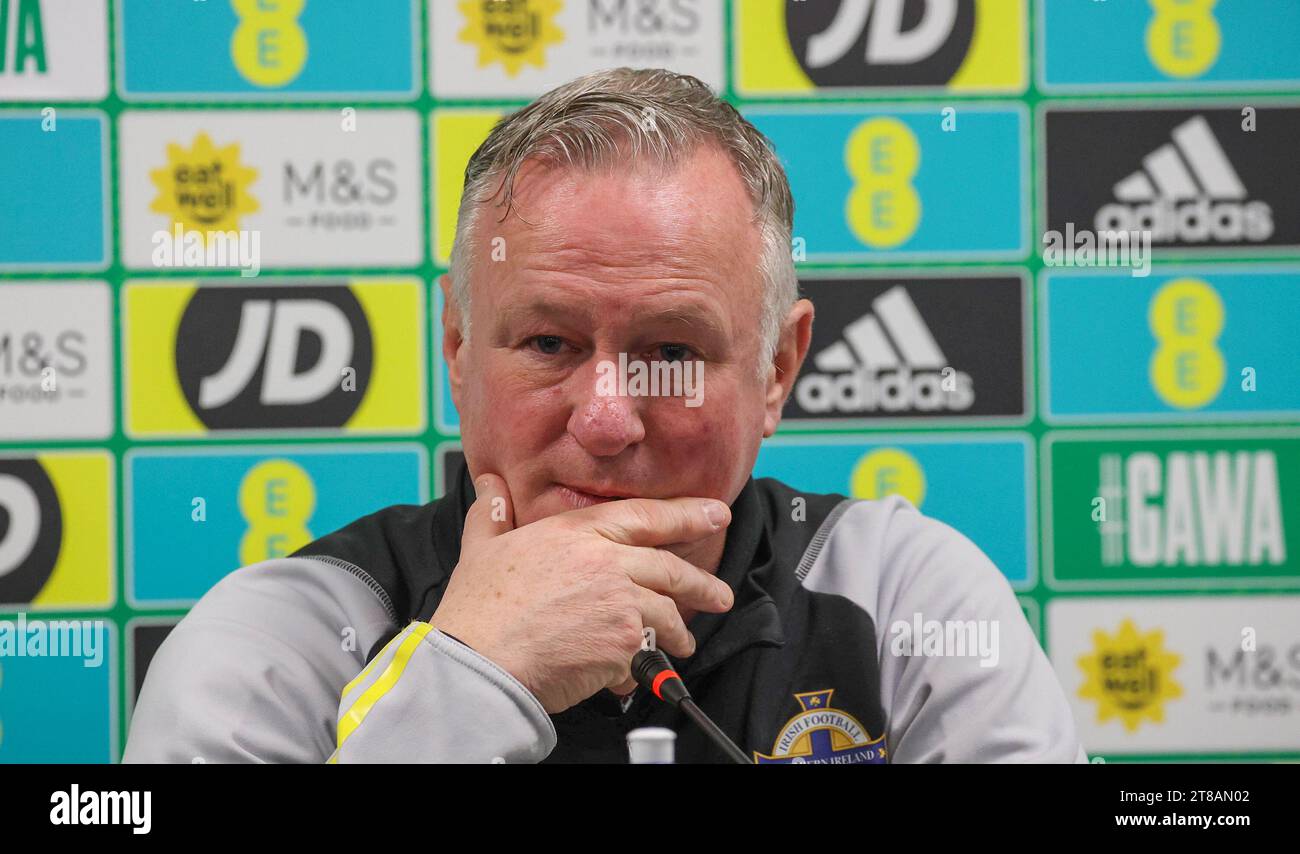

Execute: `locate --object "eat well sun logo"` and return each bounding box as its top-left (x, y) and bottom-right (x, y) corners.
top-left (149, 133), bottom-right (260, 241)
top-left (458, 0), bottom-right (564, 77)
top-left (1077, 618), bottom-right (1183, 733)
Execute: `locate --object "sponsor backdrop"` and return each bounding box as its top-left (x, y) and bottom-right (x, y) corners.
top-left (0, 0), bottom-right (1297, 763)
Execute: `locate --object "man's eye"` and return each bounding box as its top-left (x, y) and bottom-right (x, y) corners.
top-left (656, 344), bottom-right (693, 363)
top-left (528, 335), bottom-right (566, 355)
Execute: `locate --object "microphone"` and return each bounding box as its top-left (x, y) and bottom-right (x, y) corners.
top-left (630, 647), bottom-right (751, 765)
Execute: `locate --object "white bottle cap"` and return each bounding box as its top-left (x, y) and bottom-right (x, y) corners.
top-left (626, 727), bottom-right (677, 764)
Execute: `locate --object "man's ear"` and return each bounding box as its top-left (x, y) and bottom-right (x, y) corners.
top-left (439, 274), bottom-right (466, 409)
top-left (763, 298), bottom-right (814, 438)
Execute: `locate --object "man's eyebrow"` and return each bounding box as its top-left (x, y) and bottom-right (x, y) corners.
top-left (495, 300), bottom-right (728, 338)
top-left (641, 304), bottom-right (729, 339)
top-left (496, 300), bottom-right (595, 328)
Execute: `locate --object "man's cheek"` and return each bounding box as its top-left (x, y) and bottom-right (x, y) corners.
top-left (656, 378), bottom-right (744, 432)
top-left (657, 412), bottom-right (738, 464)
top-left (476, 390), bottom-right (568, 486)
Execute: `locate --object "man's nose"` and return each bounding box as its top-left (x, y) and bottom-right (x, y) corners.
top-left (567, 359), bottom-right (647, 457)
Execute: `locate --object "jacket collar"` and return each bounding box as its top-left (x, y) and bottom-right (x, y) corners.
top-left (677, 476), bottom-right (786, 679)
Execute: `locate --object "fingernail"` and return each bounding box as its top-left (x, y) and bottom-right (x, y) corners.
top-left (718, 584), bottom-right (734, 609)
top-left (703, 501), bottom-right (726, 530)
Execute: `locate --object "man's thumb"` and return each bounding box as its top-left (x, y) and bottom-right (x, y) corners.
top-left (463, 473), bottom-right (515, 542)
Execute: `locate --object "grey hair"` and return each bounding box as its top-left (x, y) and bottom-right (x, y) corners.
top-left (448, 67), bottom-right (797, 378)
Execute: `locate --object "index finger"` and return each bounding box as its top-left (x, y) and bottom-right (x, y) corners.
top-left (622, 546), bottom-right (734, 615)
top-left (570, 496), bottom-right (730, 548)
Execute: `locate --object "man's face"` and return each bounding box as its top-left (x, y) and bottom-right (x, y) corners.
top-left (443, 143), bottom-right (808, 529)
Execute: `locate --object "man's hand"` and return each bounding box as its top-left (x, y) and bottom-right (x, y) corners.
top-left (429, 474), bottom-right (735, 714)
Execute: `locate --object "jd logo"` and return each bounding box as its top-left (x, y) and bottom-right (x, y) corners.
top-left (786, 0), bottom-right (975, 87)
top-left (175, 286), bottom-right (373, 429)
top-left (0, 459), bottom-right (61, 605)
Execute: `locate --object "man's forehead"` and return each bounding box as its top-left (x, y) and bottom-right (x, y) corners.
top-left (491, 144), bottom-right (759, 251)
top-left (470, 146), bottom-right (765, 318)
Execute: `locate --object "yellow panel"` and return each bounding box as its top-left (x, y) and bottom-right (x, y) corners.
top-left (433, 111), bottom-right (505, 266)
top-left (31, 453), bottom-right (113, 609)
top-left (950, 0), bottom-right (1028, 92)
top-left (734, 0), bottom-right (813, 95)
top-left (123, 282), bottom-right (204, 436)
top-left (348, 280), bottom-right (426, 432)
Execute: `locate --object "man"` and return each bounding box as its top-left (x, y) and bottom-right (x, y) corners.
top-left (125, 68), bottom-right (1086, 764)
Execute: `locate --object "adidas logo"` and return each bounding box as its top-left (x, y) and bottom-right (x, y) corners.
top-left (795, 286), bottom-right (973, 414)
top-left (1094, 115), bottom-right (1273, 244)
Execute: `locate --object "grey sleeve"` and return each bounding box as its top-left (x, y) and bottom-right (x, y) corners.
top-left (803, 497), bottom-right (1088, 764)
top-left (122, 558), bottom-right (556, 764)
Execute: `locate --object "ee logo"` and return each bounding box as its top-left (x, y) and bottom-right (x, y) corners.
top-left (850, 448), bottom-right (926, 508)
top-left (238, 458), bottom-right (316, 564)
top-left (1148, 278), bottom-right (1225, 410)
top-left (844, 117), bottom-right (921, 249)
top-left (1146, 0), bottom-right (1221, 79)
top-left (231, 0), bottom-right (308, 88)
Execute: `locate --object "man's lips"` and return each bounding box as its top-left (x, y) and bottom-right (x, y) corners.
top-left (552, 482), bottom-right (637, 509)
